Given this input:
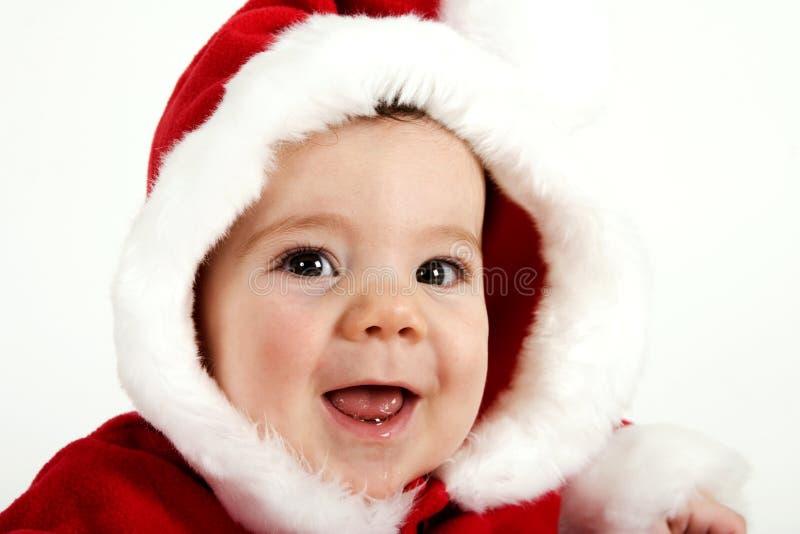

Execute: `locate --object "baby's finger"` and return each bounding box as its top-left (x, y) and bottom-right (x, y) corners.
top-left (680, 496), bottom-right (747, 534)
top-left (708, 512), bottom-right (747, 534)
top-left (667, 513), bottom-right (690, 534)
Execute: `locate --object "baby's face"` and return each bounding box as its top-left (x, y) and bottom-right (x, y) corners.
top-left (196, 116), bottom-right (488, 498)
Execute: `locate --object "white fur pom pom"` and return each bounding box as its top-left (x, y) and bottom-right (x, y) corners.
top-left (440, 0), bottom-right (610, 131)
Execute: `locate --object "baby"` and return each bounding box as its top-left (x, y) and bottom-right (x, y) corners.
top-left (193, 110), bottom-right (489, 501)
top-left (0, 1), bottom-right (748, 533)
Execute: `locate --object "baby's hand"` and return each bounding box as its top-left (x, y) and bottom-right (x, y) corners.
top-left (651, 492), bottom-right (746, 534)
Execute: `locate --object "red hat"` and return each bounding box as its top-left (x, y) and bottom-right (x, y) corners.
top-left (113, 1), bottom-right (656, 532)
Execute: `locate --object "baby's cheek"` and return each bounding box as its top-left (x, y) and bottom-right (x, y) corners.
top-left (448, 306), bottom-right (489, 386)
top-left (226, 294), bottom-right (329, 426)
top-left (425, 333), bottom-right (486, 464)
top-left (255, 293), bottom-right (331, 368)
top-left (437, 325), bottom-right (487, 418)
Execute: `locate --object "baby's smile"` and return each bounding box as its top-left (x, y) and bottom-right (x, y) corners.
top-left (326, 385), bottom-right (408, 423)
top-left (323, 384), bottom-right (419, 440)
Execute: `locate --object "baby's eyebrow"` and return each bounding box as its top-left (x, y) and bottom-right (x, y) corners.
top-left (236, 213), bottom-right (482, 260)
top-left (237, 212), bottom-right (350, 258)
top-left (424, 224), bottom-right (482, 261)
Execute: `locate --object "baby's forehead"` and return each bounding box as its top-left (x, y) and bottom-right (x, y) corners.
top-left (262, 116), bottom-right (486, 208)
top-left (223, 118), bottom-right (487, 258)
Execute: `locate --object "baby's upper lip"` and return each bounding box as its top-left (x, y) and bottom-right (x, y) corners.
top-left (323, 380), bottom-right (421, 398)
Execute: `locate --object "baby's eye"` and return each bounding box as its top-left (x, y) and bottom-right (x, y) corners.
top-left (277, 248), bottom-right (336, 277)
top-left (416, 259), bottom-right (465, 287)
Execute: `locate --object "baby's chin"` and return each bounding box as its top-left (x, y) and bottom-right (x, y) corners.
top-left (343, 475), bottom-right (413, 500)
top-left (321, 456), bottom-right (427, 500)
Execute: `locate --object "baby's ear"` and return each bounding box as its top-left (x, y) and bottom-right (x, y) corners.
top-left (558, 423), bottom-right (750, 534)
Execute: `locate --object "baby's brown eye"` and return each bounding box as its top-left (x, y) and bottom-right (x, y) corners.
top-left (280, 250), bottom-right (335, 277)
top-left (416, 259), bottom-right (463, 286)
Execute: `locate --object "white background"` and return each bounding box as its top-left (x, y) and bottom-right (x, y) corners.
top-left (0, 1), bottom-right (797, 532)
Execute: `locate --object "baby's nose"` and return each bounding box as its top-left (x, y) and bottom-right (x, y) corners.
top-left (337, 292), bottom-right (427, 343)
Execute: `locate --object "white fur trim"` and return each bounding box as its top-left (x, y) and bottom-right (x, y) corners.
top-left (112, 10), bottom-right (650, 533)
top-left (558, 424), bottom-right (751, 534)
top-left (441, 0), bottom-right (610, 131)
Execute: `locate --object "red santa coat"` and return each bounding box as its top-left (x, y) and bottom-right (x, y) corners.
top-left (0, 413), bottom-right (560, 533)
top-left (2, 1), bottom-right (748, 532)
top-left (0, 413), bottom-right (742, 532)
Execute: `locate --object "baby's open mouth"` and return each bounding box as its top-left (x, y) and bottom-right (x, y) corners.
top-left (324, 385), bottom-right (410, 424)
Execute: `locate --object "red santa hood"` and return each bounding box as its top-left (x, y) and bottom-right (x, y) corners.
top-left (110, 1), bottom-right (713, 532)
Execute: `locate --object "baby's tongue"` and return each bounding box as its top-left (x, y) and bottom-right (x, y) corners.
top-left (326, 385), bottom-right (405, 420)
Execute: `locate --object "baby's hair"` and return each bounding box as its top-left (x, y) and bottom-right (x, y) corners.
top-left (373, 99), bottom-right (428, 122)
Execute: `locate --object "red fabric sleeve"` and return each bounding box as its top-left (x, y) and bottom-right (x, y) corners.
top-left (0, 414), bottom-right (247, 534)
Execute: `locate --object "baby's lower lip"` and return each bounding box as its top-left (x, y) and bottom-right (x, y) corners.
top-left (320, 388), bottom-right (417, 441)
